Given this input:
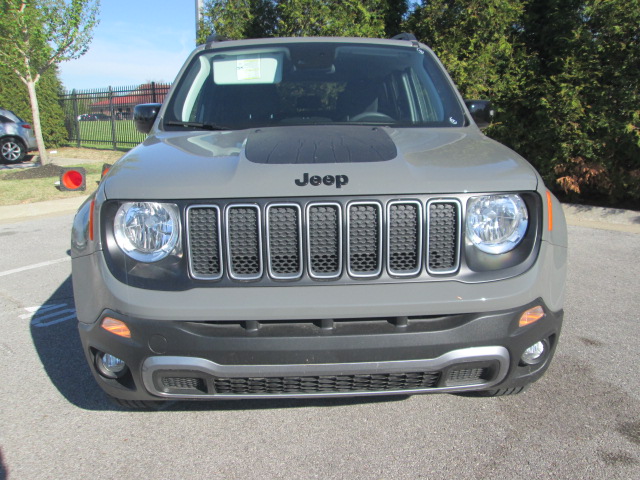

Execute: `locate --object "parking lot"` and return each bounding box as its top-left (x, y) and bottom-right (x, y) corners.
top-left (0, 212), bottom-right (638, 479)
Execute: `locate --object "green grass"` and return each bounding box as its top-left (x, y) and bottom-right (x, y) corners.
top-left (0, 163), bottom-right (103, 206)
top-left (70, 120), bottom-right (145, 149)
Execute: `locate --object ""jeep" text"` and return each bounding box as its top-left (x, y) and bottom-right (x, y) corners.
top-left (294, 173), bottom-right (349, 188)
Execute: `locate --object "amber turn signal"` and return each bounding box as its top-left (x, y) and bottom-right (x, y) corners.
top-left (519, 306), bottom-right (545, 327)
top-left (101, 317), bottom-right (131, 338)
top-left (546, 190), bottom-right (553, 231)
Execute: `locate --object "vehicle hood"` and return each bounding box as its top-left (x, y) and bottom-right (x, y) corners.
top-left (103, 125), bottom-right (540, 199)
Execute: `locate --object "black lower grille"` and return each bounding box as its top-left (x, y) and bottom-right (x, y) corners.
top-left (213, 372), bottom-right (440, 395)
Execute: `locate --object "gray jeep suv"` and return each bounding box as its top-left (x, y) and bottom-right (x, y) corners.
top-left (71, 35), bottom-right (567, 408)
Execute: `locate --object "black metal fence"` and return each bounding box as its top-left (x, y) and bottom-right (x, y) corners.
top-left (59, 82), bottom-right (171, 150)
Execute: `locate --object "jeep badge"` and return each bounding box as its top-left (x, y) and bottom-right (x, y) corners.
top-left (295, 173), bottom-right (349, 188)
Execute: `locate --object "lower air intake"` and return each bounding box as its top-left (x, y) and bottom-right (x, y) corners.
top-left (213, 372), bottom-right (440, 395)
top-left (161, 376), bottom-right (206, 393)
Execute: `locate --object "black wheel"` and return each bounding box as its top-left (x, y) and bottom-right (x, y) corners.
top-left (1, 137), bottom-right (26, 163)
top-left (107, 395), bottom-right (165, 410)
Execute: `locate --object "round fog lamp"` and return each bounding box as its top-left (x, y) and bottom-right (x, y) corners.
top-left (96, 352), bottom-right (127, 378)
top-left (521, 341), bottom-right (547, 365)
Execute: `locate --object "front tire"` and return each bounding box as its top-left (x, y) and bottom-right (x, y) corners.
top-left (1, 138), bottom-right (26, 163)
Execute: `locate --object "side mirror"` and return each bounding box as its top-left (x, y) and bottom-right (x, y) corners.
top-left (134, 103), bottom-right (162, 134)
top-left (465, 100), bottom-right (494, 129)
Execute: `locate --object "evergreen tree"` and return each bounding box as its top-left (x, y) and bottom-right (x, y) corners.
top-left (405, 0), bottom-right (640, 205)
top-left (199, 0), bottom-right (386, 41)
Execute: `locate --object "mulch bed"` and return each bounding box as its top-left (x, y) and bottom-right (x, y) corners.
top-left (1, 164), bottom-right (64, 180)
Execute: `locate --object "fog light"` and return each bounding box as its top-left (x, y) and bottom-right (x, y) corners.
top-left (521, 341), bottom-right (547, 365)
top-left (96, 352), bottom-right (127, 379)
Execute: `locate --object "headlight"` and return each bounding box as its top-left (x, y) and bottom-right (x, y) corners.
top-left (466, 195), bottom-right (528, 254)
top-left (114, 202), bottom-right (180, 262)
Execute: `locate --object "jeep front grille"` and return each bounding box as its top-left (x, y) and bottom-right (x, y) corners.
top-left (187, 198), bottom-right (460, 282)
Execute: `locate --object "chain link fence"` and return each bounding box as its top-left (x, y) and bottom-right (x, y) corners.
top-left (59, 82), bottom-right (171, 150)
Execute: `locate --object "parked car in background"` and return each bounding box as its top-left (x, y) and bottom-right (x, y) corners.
top-left (78, 113), bottom-right (111, 121)
top-left (0, 108), bottom-right (37, 163)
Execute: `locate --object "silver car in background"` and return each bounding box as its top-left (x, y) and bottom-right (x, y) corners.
top-left (0, 108), bottom-right (37, 163)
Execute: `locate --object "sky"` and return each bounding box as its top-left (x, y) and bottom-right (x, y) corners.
top-left (57, 0), bottom-right (198, 90)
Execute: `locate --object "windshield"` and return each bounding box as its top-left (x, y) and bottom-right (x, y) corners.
top-left (164, 42), bottom-right (466, 130)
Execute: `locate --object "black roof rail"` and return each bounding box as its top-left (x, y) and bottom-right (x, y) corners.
top-left (391, 33), bottom-right (417, 42)
top-left (206, 34), bottom-right (228, 44)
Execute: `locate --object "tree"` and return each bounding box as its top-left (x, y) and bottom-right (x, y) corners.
top-left (198, 0), bottom-right (386, 41)
top-left (197, 0), bottom-right (277, 43)
top-left (0, 63), bottom-right (67, 148)
top-left (381, 0), bottom-right (409, 37)
top-left (405, 0), bottom-right (640, 206)
top-left (0, 0), bottom-right (99, 164)
top-left (277, 0), bottom-right (384, 37)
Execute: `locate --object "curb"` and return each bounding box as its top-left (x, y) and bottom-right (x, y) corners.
top-left (563, 204), bottom-right (640, 234)
top-left (0, 195), bottom-right (89, 225)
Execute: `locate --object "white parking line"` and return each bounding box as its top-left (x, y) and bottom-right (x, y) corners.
top-left (22, 303), bottom-right (77, 327)
top-left (0, 257), bottom-right (70, 277)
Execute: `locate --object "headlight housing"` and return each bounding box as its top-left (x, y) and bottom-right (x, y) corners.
top-left (114, 202), bottom-right (180, 262)
top-left (466, 194), bottom-right (528, 254)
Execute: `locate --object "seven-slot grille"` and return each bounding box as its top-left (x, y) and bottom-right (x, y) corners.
top-left (187, 199), bottom-right (460, 282)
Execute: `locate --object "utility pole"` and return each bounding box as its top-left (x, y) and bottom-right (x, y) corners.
top-left (195, 0), bottom-right (203, 39)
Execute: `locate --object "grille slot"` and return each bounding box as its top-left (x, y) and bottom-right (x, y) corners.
top-left (187, 206), bottom-right (222, 279)
top-left (226, 205), bottom-right (262, 280)
top-left (388, 201), bottom-right (422, 276)
top-left (307, 203), bottom-right (342, 278)
top-left (427, 200), bottom-right (460, 274)
top-left (267, 204), bottom-right (303, 279)
top-left (212, 372), bottom-right (440, 395)
top-left (347, 202), bottom-right (382, 277)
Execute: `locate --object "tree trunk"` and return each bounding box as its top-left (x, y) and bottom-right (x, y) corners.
top-left (25, 79), bottom-right (49, 165)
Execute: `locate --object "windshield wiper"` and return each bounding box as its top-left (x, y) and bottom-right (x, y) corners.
top-left (165, 121), bottom-right (229, 131)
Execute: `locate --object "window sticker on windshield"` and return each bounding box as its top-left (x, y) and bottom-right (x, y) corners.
top-left (237, 56), bottom-right (261, 81)
top-left (213, 52), bottom-right (283, 85)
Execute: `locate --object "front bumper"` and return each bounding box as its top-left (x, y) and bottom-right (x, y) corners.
top-left (79, 301), bottom-right (562, 401)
